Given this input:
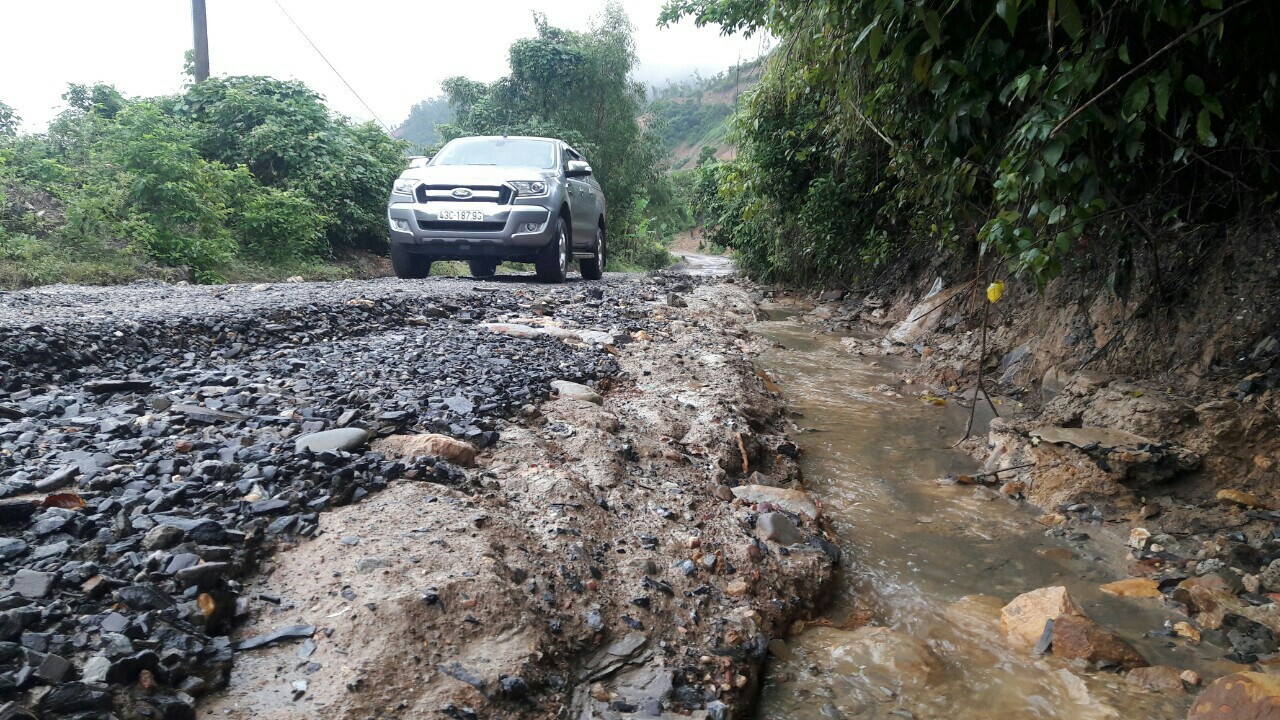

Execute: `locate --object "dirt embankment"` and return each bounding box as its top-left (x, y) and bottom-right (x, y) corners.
top-left (204, 280), bottom-right (836, 719)
top-left (785, 222), bottom-right (1280, 669)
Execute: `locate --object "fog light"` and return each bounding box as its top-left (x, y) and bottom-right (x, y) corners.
top-left (522, 222), bottom-right (540, 233)
top-left (393, 219), bottom-right (410, 231)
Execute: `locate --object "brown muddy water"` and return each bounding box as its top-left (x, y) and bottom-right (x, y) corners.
top-left (749, 310), bottom-right (1231, 720)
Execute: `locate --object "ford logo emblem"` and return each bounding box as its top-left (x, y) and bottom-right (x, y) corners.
top-left (451, 188), bottom-right (473, 199)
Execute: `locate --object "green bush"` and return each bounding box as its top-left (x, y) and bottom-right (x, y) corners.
top-left (0, 75), bottom-right (408, 287)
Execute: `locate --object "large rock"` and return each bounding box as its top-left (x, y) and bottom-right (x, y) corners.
top-left (825, 626), bottom-right (941, 691)
top-left (1127, 666), bottom-right (1187, 694)
top-left (731, 485), bottom-right (819, 520)
top-left (887, 282), bottom-right (968, 344)
top-left (1050, 614), bottom-right (1147, 670)
top-left (1001, 586), bottom-right (1081, 651)
top-left (373, 434), bottom-right (479, 467)
top-left (1188, 672), bottom-right (1280, 720)
top-left (757, 512), bottom-right (802, 545)
top-left (294, 428), bottom-right (369, 453)
top-left (551, 380), bottom-right (603, 405)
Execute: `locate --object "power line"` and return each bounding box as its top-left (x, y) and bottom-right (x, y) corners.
top-left (271, 0), bottom-right (392, 132)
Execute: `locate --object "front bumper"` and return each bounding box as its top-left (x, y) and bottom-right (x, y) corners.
top-left (387, 199), bottom-right (555, 257)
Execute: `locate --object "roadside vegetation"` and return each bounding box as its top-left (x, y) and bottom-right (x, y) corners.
top-left (666, 0), bottom-right (1280, 293)
top-left (0, 80), bottom-right (405, 287)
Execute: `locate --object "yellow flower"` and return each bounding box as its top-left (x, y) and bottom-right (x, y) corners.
top-left (986, 281), bottom-right (1005, 303)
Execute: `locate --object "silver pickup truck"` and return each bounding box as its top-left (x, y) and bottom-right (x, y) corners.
top-left (387, 135), bottom-right (607, 283)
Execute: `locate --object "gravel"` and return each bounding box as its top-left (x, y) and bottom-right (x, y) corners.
top-left (0, 271), bottom-right (705, 718)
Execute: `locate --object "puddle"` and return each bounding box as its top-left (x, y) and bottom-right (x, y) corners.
top-left (749, 313), bottom-right (1230, 720)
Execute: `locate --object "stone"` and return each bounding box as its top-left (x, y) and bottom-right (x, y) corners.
top-left (116, 584), bottom-right (176, 610)
top-left (295, 428), bottom-right (369, 453)
top-left (1174, 622), bottom-right (1202, 642)
top-left (0, 538), bottom-right (28, 561)
top-left (143, 523), bottom-right (184, 550)
top-left (757, 512), bottom-right (802, 545)
top-left (1050, 614), bottom-right (1147, 670)
top-left (1000, 586), bottom-right (1081, 651)
top-left (1031, 425), bottom-right (1156, 450)
top-left (174, 562), bottom-right (229, 590)
top-left (372, 433), bottom-right (479, 467)
top-left (35, 653), bottom-right (72, 683)
top-left (34, 465), bottom-right (78, 492)
top-left (1126, 666), bottom-right (1186, 694)
top-left (234, 624), bottom-right (316, 651)
top-left (1188, 672), bottom-right (1280, 720)
top-left (10, 570), bottom-right (56, 599)
top-left (825, 626), bottom-right (940, 691)
top-left (81, 655), bottom-right (111, 684)
top-left (551, 380), bottom-right (602, 405)
top-left (1224, 614), bottom-right (1277, 661)
top-left (1217, 489), bottom-right (1269, 509)
top-left (39, 683), bottom-right (107, 714)
top-left (1260, 559), bottom-right (1280, 593)
top-left (1099, 578), bottom-right (1162, 599)
top-left (730, 485), bottom-right (819, 520)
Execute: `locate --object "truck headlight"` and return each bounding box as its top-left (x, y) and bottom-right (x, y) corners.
top-left (510, 181), bottom-right (548, 197)
top-left (392, 178), bottom-right (418, 196)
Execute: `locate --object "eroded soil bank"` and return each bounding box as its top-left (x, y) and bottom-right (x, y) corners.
top-left (762, 227), bottom-right (1280, 719)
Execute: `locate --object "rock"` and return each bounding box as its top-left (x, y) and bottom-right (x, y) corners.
top-left (35, 653), bottom-right (72, 683)
top-left (1174, 622), bottom-right (1202, 642)
top-left (1217, 489), bottom-right (1269, 509)
top-left (0, 538), bottom-right (28, 561)
top-left (116, 584), bottom-right (176, 610)
top-left (1000, 586), bottom-right (1081, 651)
top-left (234, 624), bottom-right (316, 651)
top-left (372, 434), bottom-right (479, 467)
top-left (1188, 672), bottom-right (1280, 720)
top-left (34, 465), bottom-right (78, 492)
top-left (1099, 578), bottom-right (1162, 598)
top-left (825, 626), bottom-right (940, 691)
top-left (1051, 614), bottom-right (1146, 670)
top-left (355, 557), bottom-right (390, 573)
top-left (83, 378), bottom-right (153, 394)
top-left (39, 683), bottom-right (108, 714)
top-left (1224, 614), bottom-right (1277, 661)
top-left (81, 655), bottom-right (111, 683)
top-left (10, 569), bottom-right (56, 599)
top-left (1031, 425), bottom-right (1156, 449)
top-left (551, 380), bottom-right (602, 405)
top-left (757, 512), bottom-right (802, 545)
top-left (1260, 559), bottom-right (1280, 593)
top-left (666, 293), bottom-right (688, 308)
top-left (730, 485), bottom-right (819, 520)
top-left (1127, 666), bottom-right (1187, 694)
top-left (143, 523), bottom-right (185, 550)
top-left (294, 428), bottom-right (369, 453)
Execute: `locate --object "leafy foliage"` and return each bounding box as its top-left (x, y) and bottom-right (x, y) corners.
top-left (0, 77), bottom-right (406, 286)
top-left (436, 3), bottom-right (674, 268)
top-left (665, 0), bottom-right (1280, 288)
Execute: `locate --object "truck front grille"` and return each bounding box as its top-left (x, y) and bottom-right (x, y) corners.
top-left (416, 185), bottom-right (513, 204)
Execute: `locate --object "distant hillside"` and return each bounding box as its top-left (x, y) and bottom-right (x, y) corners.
top-left (647, 58), bottom-right (763, 170)
top-left (393, 96), bottom-right (453, 151)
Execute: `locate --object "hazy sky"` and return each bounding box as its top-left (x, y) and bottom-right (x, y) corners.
top-left (0, 0), bottom-right (765, 132)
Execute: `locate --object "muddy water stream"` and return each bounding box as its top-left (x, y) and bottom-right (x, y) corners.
top-left (749, 311), bottom-right (1226, 720)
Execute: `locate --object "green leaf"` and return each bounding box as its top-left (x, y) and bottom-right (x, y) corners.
top-left (1196, 108), bottom-right (1214, 145)
top-left (1027, 160), bottom-right (1045, 183)
top-left (1118, 44), bottom-right (1131, 64)
top-left (1153, 73), bottom-right (1172, 120)
top-left (1043, 138), bottom-right (1066, 166)
top-left (1201, 94), bottom-right (1224, 118)
top-left (996, 0), bottom-right (1019, 34)
top-left (1123, 79), bottom-right (1150, 117)
top-left (1058, 0), bottom-right (1083, 39)
top-left (869, 25), bottom-right (885, 60)
top-left (1185, 74), bottom-right (1206, 96)
top-left (913, 52), bottom-right (933, 83)
top-left (923, 11), bottom-right (942, 45)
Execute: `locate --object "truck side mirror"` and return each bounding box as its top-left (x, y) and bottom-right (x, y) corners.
top-left (565, 160), bottom-right (593, 178)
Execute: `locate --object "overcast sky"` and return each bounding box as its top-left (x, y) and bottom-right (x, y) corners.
top-left (0, 0), bottom-right (765, 133)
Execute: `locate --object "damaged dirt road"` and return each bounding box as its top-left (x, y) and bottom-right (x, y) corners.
top-left (0, 266), bottom-right (835, 719)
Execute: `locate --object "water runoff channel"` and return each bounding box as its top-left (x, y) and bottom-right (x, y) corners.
top-left (745, 301), bottom-right (1233, 720)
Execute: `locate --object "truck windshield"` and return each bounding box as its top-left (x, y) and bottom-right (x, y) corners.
top-left (431, 138), bottom-right (556, 169)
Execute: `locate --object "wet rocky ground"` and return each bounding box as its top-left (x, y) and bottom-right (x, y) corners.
top-left (773, 285), bottom-right (1280, 720)
top-left (0, 270), bottom-right (836, 719)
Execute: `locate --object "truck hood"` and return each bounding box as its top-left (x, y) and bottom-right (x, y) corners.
top-left (399, 165), bottom-right (556, 185)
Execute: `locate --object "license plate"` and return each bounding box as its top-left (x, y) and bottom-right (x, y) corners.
top-left (438, 209), bottom-right (484, 221)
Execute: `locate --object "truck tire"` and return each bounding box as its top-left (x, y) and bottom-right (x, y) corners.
top-left (535, 217), bottom-right (569, 283)
top-left (391, 244), bottom-right (432, 279)
top-left (580, 225), bottom-right (605, 280)
top-left (468, 259), bottom-right (497, 278)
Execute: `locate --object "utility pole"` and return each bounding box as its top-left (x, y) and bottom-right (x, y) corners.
top-left (192, 0), bottom-right (210, 82)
